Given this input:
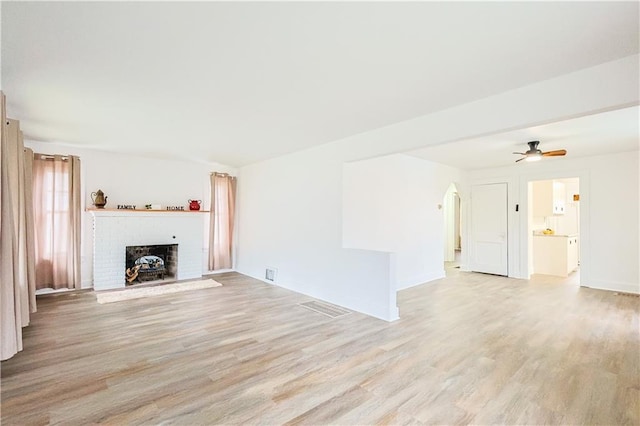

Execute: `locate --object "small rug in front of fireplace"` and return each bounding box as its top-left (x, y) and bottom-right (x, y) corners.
top-left (96, 279), bottom-right (222, 304)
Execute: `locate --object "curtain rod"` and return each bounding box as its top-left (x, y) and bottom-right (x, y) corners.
top-left (35, 153), bottom-right (69, 161)
top-left (211, 172), bottom-right (235, 177)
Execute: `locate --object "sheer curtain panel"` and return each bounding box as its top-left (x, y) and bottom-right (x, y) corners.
top-left (209, 173), bottom-right (237, 270)
top-left (32, 153), bottom-right (81, 290)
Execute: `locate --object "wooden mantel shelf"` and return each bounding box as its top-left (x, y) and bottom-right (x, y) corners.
top-left (86, 208), bottom-right (210, 213)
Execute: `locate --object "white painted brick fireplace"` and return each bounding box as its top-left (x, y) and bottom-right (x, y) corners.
top-left (91, 210), bottom-right (205, 290)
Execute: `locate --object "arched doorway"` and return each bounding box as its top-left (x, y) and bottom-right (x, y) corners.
top-left (443, 182), bottom-right (462, 268)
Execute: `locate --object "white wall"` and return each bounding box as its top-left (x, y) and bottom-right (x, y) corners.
top-left (586, 153), bottom-right (638, 293)
top-left (23, 141), bottom-right (236, 288)
top-left (237, 55), bottom-right (638, 320)
top-left (467, 151), bottom-right (639, 294)
top-left (236, 144), bottom-right (396, 321)
top-left (554, 178), bottom-right (580, 235)
top-left (343, 154), bottom-right (461, 290)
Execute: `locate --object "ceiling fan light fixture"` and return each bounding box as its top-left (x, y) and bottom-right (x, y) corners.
top-left (525, 153), bottom-right (542, 162)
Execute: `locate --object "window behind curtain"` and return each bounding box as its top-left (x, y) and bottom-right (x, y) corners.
top-left (41, 167), bottom-right (69, 258)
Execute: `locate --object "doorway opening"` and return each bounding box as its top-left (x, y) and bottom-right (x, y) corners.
top-left (528, 177), bottom-right (580, 283)
top-left (443, 183), bottom-right (462, 271)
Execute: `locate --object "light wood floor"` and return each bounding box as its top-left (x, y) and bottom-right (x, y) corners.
top-left (2, 269), bottom-right (638, 425)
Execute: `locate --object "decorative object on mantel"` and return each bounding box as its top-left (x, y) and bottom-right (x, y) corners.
top-left (91, 189), bottom-right (108, 209)
top-left (188, 199), bottom-right (202, 211)
top-left (87, 207), bottom-right (209, 213)
top-left (166, 206), bottom-right (185, 211)
top-left (117, 204), bottom-right (136, 210)
top-left (145, 204), bottom-right (161, 210)
top-left (95, 279), bottom-right (222, 304)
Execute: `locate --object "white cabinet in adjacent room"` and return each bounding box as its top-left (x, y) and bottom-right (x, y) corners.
top-left (532, 180), bottom-right (566, 216)
top-left (567, 235), bottom-right (579, 273)
top-left (552, 181), bottom-right (567, 215)
top-left (533, 234), bottom-right (579, 277)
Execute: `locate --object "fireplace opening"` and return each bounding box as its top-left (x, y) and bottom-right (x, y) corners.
top-left (125, 244), bottom-right (177, 285)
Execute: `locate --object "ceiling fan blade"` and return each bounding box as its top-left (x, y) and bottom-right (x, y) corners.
top-left (512, 152), bottom-right (525, 155)
top-left (542, 149), bottom-right (567, 157)
top-left (515, 157), bottom-right (526, 163)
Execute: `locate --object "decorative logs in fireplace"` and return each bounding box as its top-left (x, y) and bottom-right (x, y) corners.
top-left (126, 256), bottom-right (165, 283)
top-left (125, 244), bottom-right (177, 284)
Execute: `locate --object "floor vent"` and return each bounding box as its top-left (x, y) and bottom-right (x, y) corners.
top-left (265, 268), bottom-right (276, 282)
top-left (299, 300), bottom-right (351, 318)
top-left (614, 292), bottom-right (639, 297)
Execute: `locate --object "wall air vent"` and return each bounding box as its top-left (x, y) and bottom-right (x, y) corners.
top-left (265, 268), bottom-right (277, 282)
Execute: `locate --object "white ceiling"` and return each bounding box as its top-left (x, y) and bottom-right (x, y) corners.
top-left (407, 105), bottom-right (640, 170)
top-left (2, 2), bottom-right (638, 167)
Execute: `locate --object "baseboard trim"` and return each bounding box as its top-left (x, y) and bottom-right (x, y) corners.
top-left (204, 268), bottom-right (235, 275)
top-left (581, 280), bottom-right (640, 295)
top-left (396, 270), bottom-right (446, 291)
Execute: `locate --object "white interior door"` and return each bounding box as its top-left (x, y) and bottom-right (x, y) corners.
top-left (469, 183), bottom-right (508, 276)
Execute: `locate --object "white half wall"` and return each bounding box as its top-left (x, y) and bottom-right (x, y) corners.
top-left (236, 144), bottom-right (397, 321)
top-left (343, 154), bottom-right (462, 290)
top-left (23, 141), bottom-right (236, 288)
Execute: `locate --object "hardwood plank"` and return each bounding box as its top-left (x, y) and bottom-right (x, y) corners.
top-left (1, 270), bottom-right (638, 425)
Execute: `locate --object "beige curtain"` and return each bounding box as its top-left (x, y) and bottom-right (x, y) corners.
top-left (1, 92), bottom-right (37, 361)
top-left (209, 173), bottom-right (237, 270)
top-left (32, 153), bottom-right (82, 290)
top-left (24, 148), bottom-right (37, 312)
top-left (69, 156), bottom-right (81, 288)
